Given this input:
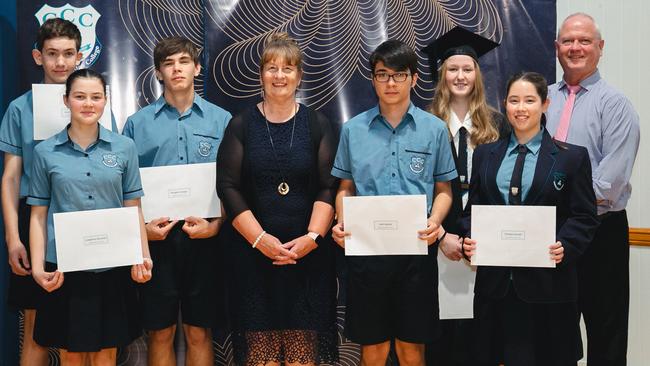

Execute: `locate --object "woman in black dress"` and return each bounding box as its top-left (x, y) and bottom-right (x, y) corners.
top-left (216, 33), bottom-right (339, 365)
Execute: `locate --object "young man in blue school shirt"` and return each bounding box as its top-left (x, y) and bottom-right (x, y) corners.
top-left (331, 40), bottom-right (456, 366)
top-left (122, 36), bottom-right (231, 366)
top-left (0, 18), bottom-right (83, 366)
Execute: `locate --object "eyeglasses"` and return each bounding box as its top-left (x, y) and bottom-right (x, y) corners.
top-left (373, 72), bottom-right (411, 83)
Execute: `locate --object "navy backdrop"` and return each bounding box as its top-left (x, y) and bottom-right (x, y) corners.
top-left (4, 1), bottom-right (556, 365)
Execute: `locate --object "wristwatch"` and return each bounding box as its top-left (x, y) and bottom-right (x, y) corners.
top-left (307, 231), bottom-right (322, 245)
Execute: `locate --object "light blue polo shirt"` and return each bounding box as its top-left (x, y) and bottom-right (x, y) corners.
top-left (27, 124), bottom-right (143, 264)
top-left (496, 128), bottom-right (544, 203)
top-left (332, 103), bottom-right (457, 213)
top-left (0, 90), bottom-right (119, 197)
top-left (122, 93), bottom-right (231, 167)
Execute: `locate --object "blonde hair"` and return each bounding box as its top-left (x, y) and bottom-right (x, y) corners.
top-left (429, 59), bottom-right (499, 147)
top-left (259, 32), bottom-right (303, 73)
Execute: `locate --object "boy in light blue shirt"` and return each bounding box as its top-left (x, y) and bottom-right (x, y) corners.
top-left (0, 18), bottom-right (82, 365)
top-left (331, 40), bottom-right (456, 366)
top-left (122, 36), bottom-right (230, 366)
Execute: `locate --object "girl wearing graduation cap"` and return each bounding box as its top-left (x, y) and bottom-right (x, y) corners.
top-left (425, 26), bottom-right (509, 366)
top-left (28, 69), bottom-right (152, 366)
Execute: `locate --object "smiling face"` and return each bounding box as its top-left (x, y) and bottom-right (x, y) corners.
top-left (260, 57), bottom-right (301, 101)
top-left (556, 15), bottom-right (604, 84)
top-left (444, 54), bottom-right (476, 100)
top-left (156, 52), bottom-right (200, 93)
top-left (505, 80), bottom-right (549, 142)
top-left (32, 36), bottom-right (81, 84)
top-left (64, 77), bottom-right (107, 127)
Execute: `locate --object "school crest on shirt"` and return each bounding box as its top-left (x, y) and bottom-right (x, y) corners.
top-left (102, 154), bottom-right (118, 167)
top-left (198, 141), bottom-right (212, 157)
top-left (553, 172), bottom-right (566, 191)
top-left (410, 156), bottom-right (425, 174)
top-left (35, 4), bottom-right (103, 68)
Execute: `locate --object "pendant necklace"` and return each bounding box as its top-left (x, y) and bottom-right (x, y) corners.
top-left (262, 101), bottom-right (296, 196)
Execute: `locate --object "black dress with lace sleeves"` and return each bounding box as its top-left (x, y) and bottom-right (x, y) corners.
top-left (216, 104), bottom-right (339, 365)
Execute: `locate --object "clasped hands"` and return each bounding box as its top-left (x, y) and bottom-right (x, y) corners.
top-left (255, 232), bottom-right (317, 265)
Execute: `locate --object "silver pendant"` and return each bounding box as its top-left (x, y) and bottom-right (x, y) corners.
top-left (278, 182), bottom-right (290, 196)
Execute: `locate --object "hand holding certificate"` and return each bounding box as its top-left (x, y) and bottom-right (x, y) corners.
top-left (342, 195), bottom-right (428, 256)
top-left (469, 205), bottom-right (556, 268)
top-left (53, 206), bottom-right (143, 272)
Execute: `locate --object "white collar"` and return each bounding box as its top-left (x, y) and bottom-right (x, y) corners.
top-left (449, 111), bottom-right (473, 137)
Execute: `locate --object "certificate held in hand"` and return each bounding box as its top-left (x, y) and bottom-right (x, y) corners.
top-left (53, 206), bottom-right (143, 272)
top-left (343, 195), bottom-right (428, 256)
top-left (139, 163), bottom-right (221, 222)
top-left (471, 205), bottom-right (556, 268)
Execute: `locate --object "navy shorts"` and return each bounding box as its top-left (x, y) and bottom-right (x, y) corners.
top-left (139, 223), bottom-right (218, 330)
top-left (7, 199), bottom-right (46, 310)
top-left (344, 253), bottom-right (440, 345)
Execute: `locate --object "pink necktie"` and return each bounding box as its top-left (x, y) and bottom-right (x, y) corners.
top-left (554, 85), bottom-right (581, 142)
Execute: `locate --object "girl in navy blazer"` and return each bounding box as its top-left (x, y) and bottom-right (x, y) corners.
top-left (461, 72), bottom-right (599, 366)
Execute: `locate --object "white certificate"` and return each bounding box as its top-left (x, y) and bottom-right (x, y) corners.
top-left (438, 253), bottom-right (476, 319)
top-left (53, 206), bottom-right (143, 272)
top-left (139, 163), bottom-right (221, 222)
top-left (471, 205), bottom-right (556, 268)
top-left (343, 195), bottom-right (428, 256)
top-left (32, 83), bottom-right (113, 140)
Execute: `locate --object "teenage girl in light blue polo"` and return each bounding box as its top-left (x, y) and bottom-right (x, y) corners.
top-left (28, 69), bottom-right (152, 366)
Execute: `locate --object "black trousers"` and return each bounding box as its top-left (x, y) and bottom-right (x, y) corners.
top-left (578, 210), bottom-right (629, 365)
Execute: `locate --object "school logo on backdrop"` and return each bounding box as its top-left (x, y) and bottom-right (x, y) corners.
top-left (35, 4), bottom-right (102, 68)
top-left (410, 156), bottom-right (425, 174)
top-left (102, 154), bottom-right (118, 167)
top-left (198, 141), bottom-right (212, 157)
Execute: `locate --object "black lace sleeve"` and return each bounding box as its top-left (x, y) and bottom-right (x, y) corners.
top-left (216, 113), bottom-right (249, 218)
top-left (311, 110), bottom-right (339, 206)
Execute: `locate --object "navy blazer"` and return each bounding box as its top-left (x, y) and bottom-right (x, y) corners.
top-left (460, 129), bottom-right (598, 303)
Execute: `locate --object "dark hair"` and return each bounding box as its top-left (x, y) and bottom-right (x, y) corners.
top-left (369, 40), bottom-right (418, 75)
top-left (65, 69), bottom-right (107, 97)
top-left (36, 18), bottom-right (81, 51)
top-left (153, 36), bottom-right (200, 70)
top-left (505, 71), bottom-right (549, 125)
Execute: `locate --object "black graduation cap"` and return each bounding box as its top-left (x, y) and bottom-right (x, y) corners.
top-left (422, 26), bottom-right (500, 80)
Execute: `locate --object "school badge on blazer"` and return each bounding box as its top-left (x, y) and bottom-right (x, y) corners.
top-left (410, 156), bottom-right (425, 174)
top-left (198, 141), bottom-right (212, 157)
top-left (553, 172), bottom-right (566, 191)
top-left (102, 154), bottom-right (118, 167)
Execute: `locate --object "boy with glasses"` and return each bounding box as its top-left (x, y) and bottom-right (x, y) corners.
top-left (331, 40), bottom-right (456, 366)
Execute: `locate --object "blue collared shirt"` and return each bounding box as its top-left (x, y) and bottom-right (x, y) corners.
top-left (332, 103), bottom-right (457, 213)
top-left (496, 129), bottom-right (544, 204)
top-left (547, 70), bottom-right (640, 214)
top-left (0, 90), bottom-right (119, 197)
top-left (122, 93), bottom-right (231, 167)
top-left (27, 124), bottom-right (143, 264)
